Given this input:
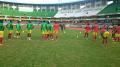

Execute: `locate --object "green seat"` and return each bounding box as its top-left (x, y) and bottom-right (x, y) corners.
top-left (0, 7), bottom-right (58, 17)
top-left (98, 3), bottom-right (120, 14)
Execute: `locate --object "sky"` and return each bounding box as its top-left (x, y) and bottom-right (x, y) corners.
top-left (0, 0), bottom-right (83, 4)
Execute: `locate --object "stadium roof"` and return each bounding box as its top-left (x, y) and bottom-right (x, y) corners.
top-left (0, 0), bottom-right (84, 4)
top-left (0, 0), bottom-right (112, 6)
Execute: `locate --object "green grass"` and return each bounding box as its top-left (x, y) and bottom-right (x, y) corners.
top-left (0, 29), bottom-right (120, 67)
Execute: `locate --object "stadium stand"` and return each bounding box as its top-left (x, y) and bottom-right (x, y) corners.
top-left (98, 3), bottom-right (120, 14)
top-left (54, 6), bottom-right (106, 17)
top-left (0, 7), bottom-right (57, 17)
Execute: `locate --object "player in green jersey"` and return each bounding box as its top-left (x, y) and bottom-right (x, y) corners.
top-left (6, 20), bottom-right (13, 40)
top-left (41, 21), bottom-right (47, 40)
top-left (0, 20), bottom-right (4, 46)
top-left (16, 20), bottom-right (22, 39)
top-left (27, 20), bottom-right (34, 40)
top-left (46, 21), bottom-right (54, 40)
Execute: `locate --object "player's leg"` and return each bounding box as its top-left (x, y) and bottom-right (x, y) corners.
top-left (27, 30), bottom-right (31, 40)
top-left (49, 31), bottom-right (52, 40)
top-left (112, 32), bottom-right (115, 41)
top-left (101, 33), bottom-right (105, 44)
top-left (105, 37), bottom-right (107, 44)
top-left (44, 31), bottom-right (48, 40)
top-left (84, 32), bottom-right (86, 38)
top-left (46, 31), bottom-right (49, 40)
top-left (104, 37), bottom-right (108, 48)
top-left (27, 33), bottom-right (29, 40)
top-left (42, 31), bottom-right (44, 39)
top-left (29, 30), bottom-right (32, 40)
top-left (18, 32), bottom-right (21, 38)
top-left (51, 31), bottom-right (54, 40)
top-left (29, 33), bottom-right (32, 40)
top-left (95, 32), bottom-right (98, 42)
top-left (16, 31), bottom-right (19, 38)
top-left (27, 33), bottom-right (31, 40)
top-left (8, 30), bottom-right (12, 40)
top-left (55, 30), bottom-right (58, 40)
top-left (114, 33), bottom-right (116, 42)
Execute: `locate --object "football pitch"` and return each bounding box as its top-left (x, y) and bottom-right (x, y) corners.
top-left (0, 29), bottom-right (120, 67)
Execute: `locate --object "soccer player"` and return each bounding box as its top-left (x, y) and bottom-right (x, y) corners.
top-left (111, 24), bottom-right (117, 41)
top-left (0, 20), bottom-right (4, 46)
top-left (117, 24), bottom-right (120, 42)
top-left (92, 23), bottom-right (98, 42)
top-left (59, 22), bottom-right (66, 33)
top-left (103, 30), bottom-right (110, 46)
top-left (6, 20), bottom-right (14, 40)
top-left (41, 21), bottom-right (47, 40)
top-left (46, 21), bottom-right (53, 40)
top-left (26, 20), bottom-right (34, 40)
top-left (84, 23), bottom-right (90, 39)
top-left (53, 22), bottom-right (59, 40)
top-left (101, 28), bottom-right (110, 46)
top-left (16, 20), bottom-right (22, 39)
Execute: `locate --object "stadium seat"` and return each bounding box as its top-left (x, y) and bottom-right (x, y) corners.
top-left (0, 7), bottom-right (58, 17)
top-left (98, 3), bottom-right (120, 14)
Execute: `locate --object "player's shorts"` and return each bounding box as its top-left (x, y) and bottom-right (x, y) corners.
top-left (28, 30), bottom-right (32, 33)
top-left (93, 32), bottom-right (98, 36)
top-left (54, 30), bottom-right (58, 34)
top-left (84, 29), bottom-right (89, 33)
top-left (0, 31), bottom-right (4, 37)
top-left (45, 31), bottom-right (49, 34)
top-left (42, 31), bottom-right (47, 34)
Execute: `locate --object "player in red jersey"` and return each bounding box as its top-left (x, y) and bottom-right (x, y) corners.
top-left (53, 22), bottom-right (59, 40)
top-left (111, 24), bottom-right (117, 41)
top-left (117, 24), bottom-right (120, 42)
top-left (84, 23), bottom-right (90, 39)
top-left (92, 23), bottom-right (98, 42)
